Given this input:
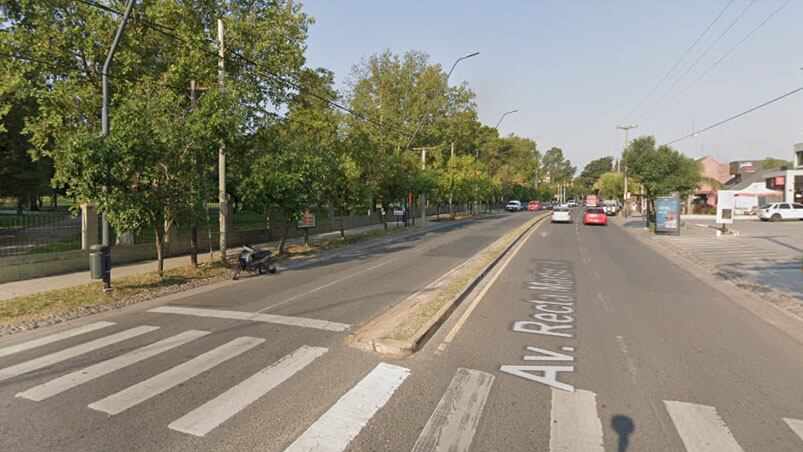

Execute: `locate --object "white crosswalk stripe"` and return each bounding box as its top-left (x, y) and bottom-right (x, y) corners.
top-left (88, 336), bottom-right (264, 415)
top-left (149, 306), bottom-right (350, 332)
top-left (549, 388), bottom-right (604, 452)
top-left (0, 325), bottom-right (159, 382)
top-left (411, 368), bottom-right (494, 452)
top-left (169, 345), bottom-right (328, 437)
top-left (664, 400), bottom-right (744, 452)
top-left (0, 321), bottom-right (116, 358)
top-left (285, 362), bottom-right (410, 452)
top-left (17, 330), bottom-right (209, 401)
top-left (784, 418), bottom-right (803, 443)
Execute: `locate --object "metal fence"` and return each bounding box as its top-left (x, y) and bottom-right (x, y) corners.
top-left (0, 209), bottom-right (81, 257)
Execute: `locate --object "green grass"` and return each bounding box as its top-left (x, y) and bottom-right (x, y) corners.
top-left (26, 234), bottom-right (82, 254)
top-left (0, 211), bottom-right (71, 231)
top-left (0, 262), bottom-right (230, 326)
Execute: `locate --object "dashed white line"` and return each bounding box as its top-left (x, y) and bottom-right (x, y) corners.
top-left (17, 330), bottom-right (209, 401)
top-left (285, 362), bottom-right (410, 452)
top-left (169, 345), bottom-right (327, 437)
top-left (89, 336), bottom-right (264, 415)
top-left (664, 401), bottom-right (744, 452)
top-left (0, 325), bottom-right (159, 382)
top-left (148, 306), bottom-right (350, 332)
top-left (411, 368), bottom-right (494, 452)
top-left (0, 321), bottom-right (116, 358)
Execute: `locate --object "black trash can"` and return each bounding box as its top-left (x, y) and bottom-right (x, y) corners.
top-left (89, 245), bottom-right (109, 280)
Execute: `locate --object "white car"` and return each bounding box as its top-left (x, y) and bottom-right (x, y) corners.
top-left (506, 200), bottom-right (523, 212)
top-left (758, 202), bottom-right (803, 221)
top-left (551, 206), bottom-right (572, 223)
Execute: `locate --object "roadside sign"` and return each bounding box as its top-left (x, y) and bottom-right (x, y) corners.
top-left (297, 211), bottom-right (316, 229)
top-left (716, 190), bottom-right (735, 225)
top-left (393, 208), bottom-right (405, 217)
top-left (655, 193), bottom-right (681, 235)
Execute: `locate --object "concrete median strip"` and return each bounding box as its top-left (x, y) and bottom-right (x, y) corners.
top-left (348, 214), bottom-right (548, 357)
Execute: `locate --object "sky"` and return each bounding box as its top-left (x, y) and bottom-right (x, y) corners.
top-left (299, 0), bottom-right (803, 169)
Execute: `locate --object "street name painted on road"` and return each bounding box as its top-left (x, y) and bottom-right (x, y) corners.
top-left (501, 259), bottom-right (577, 392)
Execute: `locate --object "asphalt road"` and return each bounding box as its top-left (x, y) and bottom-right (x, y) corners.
top-left (2, 210), bottom-right (802, 451)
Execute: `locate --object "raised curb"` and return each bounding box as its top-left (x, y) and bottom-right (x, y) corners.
top-left (348, 213), bottom-right (550, 357)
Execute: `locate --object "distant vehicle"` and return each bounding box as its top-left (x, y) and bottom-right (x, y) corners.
top-left (602, 200), bottom-right (618, 216)
top-left (758, 202), bottom-right (803, 221)
top-left (542, 202), bottom-right (553, 210)
top-left (551, 206), bottom-right (572, 223)
top-left (585, 194), bottom-right (599, 207)
top-left (567, 200), bottom-right (578, 207)
top-left (584, 207), bottom-right (608, 225)
top-left (506, 200), bottom-right (523, 212)
top-left (527, 201), bottom-right (541, 211)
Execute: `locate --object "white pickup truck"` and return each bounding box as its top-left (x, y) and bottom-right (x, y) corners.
top-left (602, 200), bottom-right (619, 216)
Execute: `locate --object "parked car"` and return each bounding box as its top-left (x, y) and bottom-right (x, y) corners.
top-left (551, 206), bottom-right (572, 223)
top-left (506, 200), bottom-right (523, 212)
top-left (527, 201), bottom-right (541, 211)
top-left (583, 207), bottom-right (608, 225)
top-left (602, 200), bottom-right (618, 216)
top-left (758, 202), bottom-right (803, 221)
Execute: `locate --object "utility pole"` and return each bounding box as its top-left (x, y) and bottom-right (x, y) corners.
top-left (412, 146), bottom-right (439, 226)
top-left (617, 124), bottom-right (637, 218)
top-left (217, 19), bottom-right (228, 263)
top-left (100, 0), bottom-right (136, 291)
top-left (449, 142), bottom-right (455, 219)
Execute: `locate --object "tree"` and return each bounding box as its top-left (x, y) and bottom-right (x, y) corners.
top-left (593, 172), bottom-right (624, 200)
top-left (760, 157), bottom-right (792, 170)
top-left (542, 147), bottom-right (575, 184)
top-left (577, 156), bottom-right (614, 190)
top-left (623, 136), bottom-right (701, 223)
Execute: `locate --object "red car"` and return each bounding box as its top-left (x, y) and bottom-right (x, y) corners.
top-left (527, 201), bottom-right (541, 211)
top-left (583, 207), bottom-right (608, 225)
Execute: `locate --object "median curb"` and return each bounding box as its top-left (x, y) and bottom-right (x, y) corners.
top-left (348, 213), bottom-right (550, 358)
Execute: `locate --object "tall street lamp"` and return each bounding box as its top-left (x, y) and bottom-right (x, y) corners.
top-left (495, 109), bottom-right (519, 129)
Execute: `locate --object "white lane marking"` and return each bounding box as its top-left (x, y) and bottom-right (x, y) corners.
top-left (664, 401), bottom-right (744, 452)
top-left (783, 418), bottom-right (803, 442)
top-left (411, 368), bottom-right (494, 452)
top-left (438, 220), bottom-right (544, 352)
top-left (169, 345), bottom-right (328, 437)
top-left (88, 336), bottom-right (264, 415)
top-left (0, 326), bottom-right (158, 382)
top-left (148, 306), bottom-right (350, 332)
top-left (285, 362), bottom-right (410, 452)
top-left (549, 388), bottom-right (604, 452)
top-left (17, 330), bottom-right (209, 401)
top-left (258, 259), bottom-right (397, 314)
top-left (0, 322), bottom-right (116, 358)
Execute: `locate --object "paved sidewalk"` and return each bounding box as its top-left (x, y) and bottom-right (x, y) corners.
top-left (0, 217), bottom-right (449, 301)
top-left (615, 217), bottom-right (802, 308)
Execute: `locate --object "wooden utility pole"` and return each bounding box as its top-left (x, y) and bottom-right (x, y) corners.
top-left (617, 124), bottom-right (637, 218)
top-left (217, 19), bottom-right (228, 263)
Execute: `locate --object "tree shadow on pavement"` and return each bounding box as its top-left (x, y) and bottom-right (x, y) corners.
top-left (611, 415), bottom-right (635, 452)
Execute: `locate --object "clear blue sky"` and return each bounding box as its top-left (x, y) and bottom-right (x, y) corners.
top-left (300, 0), bottom-right (803, 169)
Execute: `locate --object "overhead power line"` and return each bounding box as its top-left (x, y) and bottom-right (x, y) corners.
top-left (624, 0), bottom-right (734, 122)
top-left (662, 85), bottom-right (803, 146)
top-left (642, 0), bottom-right (792, 123)
top-left (636, 0), bottom-right (756, 123)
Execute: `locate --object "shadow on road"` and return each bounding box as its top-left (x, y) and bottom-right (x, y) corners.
top-left (611, 415), bottom-right (635, 452)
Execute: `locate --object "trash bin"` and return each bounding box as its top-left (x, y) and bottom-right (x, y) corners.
top-left (89, 244), bottom-right (109, 280)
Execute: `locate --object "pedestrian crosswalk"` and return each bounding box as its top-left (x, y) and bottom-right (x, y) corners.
top-left (2, 324), bottom-right (802, 450)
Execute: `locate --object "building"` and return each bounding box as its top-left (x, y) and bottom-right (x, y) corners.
top-left (763, 143), bottom-right (803, 204)
top-left (690, 156), bottom-right (731, 212)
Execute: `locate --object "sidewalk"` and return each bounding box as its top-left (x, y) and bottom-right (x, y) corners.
top-left (0, 213), bottom-right (481, 301)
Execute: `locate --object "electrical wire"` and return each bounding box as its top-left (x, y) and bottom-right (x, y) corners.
top-left (662, 85), bottom-right (803, 145)
top-left (642, 0), bottom-right (792, 123)
top-left (624, 0), bottom-right (734, 122)
top-left (636, 0), bottom-right (756, 123)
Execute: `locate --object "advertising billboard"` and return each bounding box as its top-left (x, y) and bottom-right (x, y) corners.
top-left (655, 193), bottom-right (681, 235)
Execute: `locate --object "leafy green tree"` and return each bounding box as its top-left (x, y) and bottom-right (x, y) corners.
top-left (760, 157), bottom-right (792, 170)
top-left (577, 156), bottom-right (613, 190)
top-left (593, 172), bottom-right (624, 200)
top-left (623, 136), bottom-right (701, 223)
top-left (542, 147), bottom-right (575, 184)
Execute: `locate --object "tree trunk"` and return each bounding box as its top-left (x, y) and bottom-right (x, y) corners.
top-left (154, 223), bottom-right (165, 277)
top-left (340, 216), bottom-right (346, 239)
top-left (279, 218), bottom-right (292, 255)
top-left (15, 198), bottom-right (23, 215)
